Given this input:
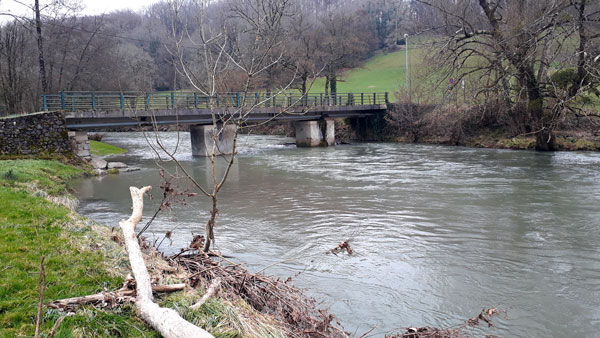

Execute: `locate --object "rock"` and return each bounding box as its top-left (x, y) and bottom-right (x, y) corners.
top-left (90, 157), bottom-right (108, 169)
top-left (107, 162), bottom-right (128, 169)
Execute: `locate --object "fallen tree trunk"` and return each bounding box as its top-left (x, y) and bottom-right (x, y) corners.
top-left (121, 186), bottom-right (214, 338)
top-left (48, 282), bottom-right (186, 311)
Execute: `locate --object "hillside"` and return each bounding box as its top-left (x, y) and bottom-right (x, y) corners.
top-left (308, 48), bottom-right (423, 96)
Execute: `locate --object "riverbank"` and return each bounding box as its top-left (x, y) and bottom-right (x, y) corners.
top-left (0, 157), bottom-right (339, 337)
top-left (244, 107), bottom-right (600, 151)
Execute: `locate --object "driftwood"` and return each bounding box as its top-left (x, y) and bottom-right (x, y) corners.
top-left (172, 249), bottom-right (349, 338)
top-left (385, 308), bottom-right (502, 338)
top-left (120, 186), bottom-right (214, 338)
top-left (190, 278), bottom-right (221, 310)
top-left (48, 280), bottom-right (186, 311)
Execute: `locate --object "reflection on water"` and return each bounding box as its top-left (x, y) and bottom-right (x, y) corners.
top-left (72, 132), bottom-right (600, 337)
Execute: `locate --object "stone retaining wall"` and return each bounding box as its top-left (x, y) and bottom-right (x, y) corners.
top-left (0, 112), bottom-right (72, 155)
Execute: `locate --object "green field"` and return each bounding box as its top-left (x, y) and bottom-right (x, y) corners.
top-left (308, 49), bottom-right (423, 95)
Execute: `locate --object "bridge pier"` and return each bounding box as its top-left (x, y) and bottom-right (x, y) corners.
top-left (294, 118), bottom-right (335, 147)
top-left (190, 123), bottom-right (236, 157)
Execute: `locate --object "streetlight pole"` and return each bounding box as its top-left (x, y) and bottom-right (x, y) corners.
top-left (404, 33), bottom-right (409, 100)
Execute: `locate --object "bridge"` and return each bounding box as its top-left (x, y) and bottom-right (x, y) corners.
top-left (42, 91), bottom-right (389, 156)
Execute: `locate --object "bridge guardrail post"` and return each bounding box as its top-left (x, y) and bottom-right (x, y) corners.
top-left (171, 92), bottom-right (175, 109)
top-left (236, 92), bottom-right (240, 107)
top-left (71, 94), bottom-right (75, 112)
top-left (385, 92), bottom-right (389, 104)
top-left (348, 93), bottom-right (353, 106)
top-left (361, 92), bottom-right (364, 105)
top-left (373, 92), bottom-right (377, 105)
top-left (91, 93), bottom-right (96, 110)
top-left (120, 93), bottom-right (125, 110)
top-left (60, 91), bottom-right (65, 110)
top-left (320, 93), bottom-right (323, 106)
top-left (145, 92), bottom-right (150, 110)
top-left (42, 95), bottom-right (48, 111)
top-left (194, 92), bottom-right (199, 109)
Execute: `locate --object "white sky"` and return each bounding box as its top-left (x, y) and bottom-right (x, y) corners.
top-left (1, 0), bottom-right (158, 22)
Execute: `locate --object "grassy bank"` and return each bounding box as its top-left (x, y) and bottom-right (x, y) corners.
top-left (90, 140), bottom-right (127, 156)
top-left (0, 159), bottom-right (291, 337)
top-left (0, 159), bottom-right (158, 337)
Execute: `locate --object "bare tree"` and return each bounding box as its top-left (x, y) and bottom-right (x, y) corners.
top-left (416, 0), bottom-right (600, 150)
top-left (0, 22), bottom-right (31, 115)
top-left (318, 8), bottom-right (375, 96)
top-left (145, 0), bottom-right (295, 253)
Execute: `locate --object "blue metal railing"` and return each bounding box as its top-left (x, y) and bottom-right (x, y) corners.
top-left (41, 91), bottom-right (389, 112)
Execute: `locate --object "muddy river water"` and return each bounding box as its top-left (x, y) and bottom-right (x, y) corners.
top-left (72, 132), bottom-right (600, 337)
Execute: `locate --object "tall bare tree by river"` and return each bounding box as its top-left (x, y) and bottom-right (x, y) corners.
top-left (414, 0), bottom-right (600, 150)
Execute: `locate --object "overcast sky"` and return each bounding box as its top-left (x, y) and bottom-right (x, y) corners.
top-left (1, 0), bottom-right (158, 22)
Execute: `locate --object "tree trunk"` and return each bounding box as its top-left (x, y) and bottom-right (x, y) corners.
top-left (517, 65), bottom-right (557, 151)
top-left (35, 0), bottom-right (48, 94)
top-left (535, 129), bottom-right (557, 151)
top-left (121, 186), bottom-right (214, 338)
top-left (329, 74), bottom-right (337, 97)
top-left (301, 74), bottom-right (307, 95)
top-left (571, 0), bottom-right (587, 97)
top-left (203, 196), bottom-right (217, 252)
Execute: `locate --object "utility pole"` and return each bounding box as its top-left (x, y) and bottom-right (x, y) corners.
top-left (404, 33), bottom-right (409, 100)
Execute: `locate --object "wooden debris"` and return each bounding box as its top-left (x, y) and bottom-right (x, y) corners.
top-left (120, 186), bottom-right (214, 338)
top-left (385, 308), bottom-right (502, 338)
top-left (172, 247), bottom-right (348, 338)
top-left (190, 277), bottom-right (221, 310)
top-left (48, 279), bottom-right (186, 311)
top-left (327, 240), bottom-right (353, 255)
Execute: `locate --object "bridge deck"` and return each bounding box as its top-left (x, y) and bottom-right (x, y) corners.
top-left (42, 91), bottom-right (388, 129)
top-left (65, 105), bottom-right (386, 129)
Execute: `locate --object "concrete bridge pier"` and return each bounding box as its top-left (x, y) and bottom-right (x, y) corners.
top-left (294, 118), bottom-right (335, 147)
top-left (190, 123), bottom-right (236, 157)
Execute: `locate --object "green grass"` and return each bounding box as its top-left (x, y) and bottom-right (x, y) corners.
top-left (90, 140), bottom-right (127, 157)
top-left (0, 187), bottom-right (157, 337)
top-left (0, 159), bottom-right (157, 337)
top-left (0, 160), bottom-right (83, 195)
top-left (308, 49), bottom-right (423, 95)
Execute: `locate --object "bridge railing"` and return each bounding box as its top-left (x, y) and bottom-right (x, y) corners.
top-left (42, 91), bottom-right (389, 112)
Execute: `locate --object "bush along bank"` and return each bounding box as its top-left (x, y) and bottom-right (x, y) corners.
top-left (0, 158), bottom-right (343, 338)
top-left (385, 103), bottom-right (600, 151)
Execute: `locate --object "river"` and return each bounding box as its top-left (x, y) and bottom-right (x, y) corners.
top-left (72, 132), bottom-right (600, 337)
